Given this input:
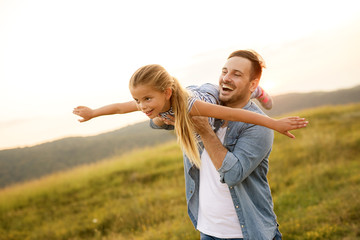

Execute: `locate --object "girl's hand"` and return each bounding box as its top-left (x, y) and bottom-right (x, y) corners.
top-left (276, 116), bottom-right (308, 138)
top-left (73, 106), bottom-right (94, 122)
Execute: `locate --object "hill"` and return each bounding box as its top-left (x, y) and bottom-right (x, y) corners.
top-left (0, 121), bottom-right (175, 188)
top-left (260, 84), bottom-right (360, 116)
top-left (0, 103), bottom-right (359, 239)
top-left (1, 84), bottom-right (360, 189)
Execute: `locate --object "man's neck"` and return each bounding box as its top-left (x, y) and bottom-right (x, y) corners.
top-left (221, 98), bottom-right (250, 128)
top-left (223, 99), bottom-right (250, 109)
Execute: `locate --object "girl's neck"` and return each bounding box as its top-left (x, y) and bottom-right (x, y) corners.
top-left (163, 99), bottom-right (171, 112)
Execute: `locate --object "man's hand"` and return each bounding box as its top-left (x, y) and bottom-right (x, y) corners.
top-left (192, 116), bottom-right (227, 169)
top-left (152, 114), bottom-right (175, 127)
top-left (162, 114), bottom-right (175, 125)
top-left (191, 116), bottom-right (212, 136)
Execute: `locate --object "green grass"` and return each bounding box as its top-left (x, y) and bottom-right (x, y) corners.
top-left (1, 103), bottom-right (360, 239)
top-left (0, 144), bottom-right (196, 240)
top-left (270, 103), bottom-right (360, 239)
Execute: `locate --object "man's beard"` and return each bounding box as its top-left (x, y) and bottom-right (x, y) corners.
top-left (220, 87), bottom-right (250, 107)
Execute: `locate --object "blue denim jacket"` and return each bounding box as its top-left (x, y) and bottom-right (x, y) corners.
top-left (150, 84), bottom-right (279, 240)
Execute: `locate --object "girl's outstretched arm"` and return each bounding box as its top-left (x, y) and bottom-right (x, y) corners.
top-left (190, 100), bottom-right (308, 138)
top-left (73, 101), bottom-right (138, 122)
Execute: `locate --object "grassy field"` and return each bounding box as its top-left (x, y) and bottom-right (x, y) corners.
top-left (0, 103), bottom-right (359, 240)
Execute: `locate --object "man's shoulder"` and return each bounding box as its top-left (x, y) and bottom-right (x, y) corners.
top-left (186, 83), bottom-right (219, 92)
top-left (245, 101), bottom-right (266, 115)
top-left (230, 101), bottom-right (273, 134)
top-left (186, 83), bottom-right (220, 104)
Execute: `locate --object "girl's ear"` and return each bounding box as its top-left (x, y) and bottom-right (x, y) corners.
top-left (249, 78), bottom-right (260, 92)
top-left (164, 87), bottom-right (172, 100)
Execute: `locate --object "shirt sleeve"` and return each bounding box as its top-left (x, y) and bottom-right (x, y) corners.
top-left (149, 119), bottom-right (174, 130)
top-left (250, 85), bottom-right (262, 99)
top-left (217, 124), bottom-right (274, 187)
top-left (186, 83), bottom-right (220, 112)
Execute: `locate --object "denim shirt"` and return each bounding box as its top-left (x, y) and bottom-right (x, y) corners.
top-left (150, 84), bottom-right (278, 240)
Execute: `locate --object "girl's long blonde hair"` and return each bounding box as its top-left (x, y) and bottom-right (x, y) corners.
top-left (129, 64), bottom-right (201, 168)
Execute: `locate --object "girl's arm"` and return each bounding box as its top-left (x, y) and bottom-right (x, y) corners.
top-left (73, 101), bottom-right (138, 122)
top-left (189, 100), bottom-right (308, 138)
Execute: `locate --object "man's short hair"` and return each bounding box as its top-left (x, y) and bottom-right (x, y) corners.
top-left (228, 50), bottom-right (265, 80)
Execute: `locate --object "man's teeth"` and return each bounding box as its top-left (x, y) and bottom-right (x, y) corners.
top-left (222, 84), bottom-right (234, 90)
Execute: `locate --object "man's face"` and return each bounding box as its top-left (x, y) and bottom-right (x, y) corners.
top-left (218, 56), bottom-right (258, 107)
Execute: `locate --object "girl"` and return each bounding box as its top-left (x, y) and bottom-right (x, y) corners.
top-left (73, 64), bottom-right (307, 168)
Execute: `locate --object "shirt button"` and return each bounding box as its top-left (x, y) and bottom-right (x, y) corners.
top-left (230, 186), bottom-right (233, 189)
top-left (241, 225), bottom-right (244, 228)
top-left (236, 205), bottom-right (239, 208)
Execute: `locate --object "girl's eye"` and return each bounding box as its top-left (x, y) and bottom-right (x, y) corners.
top-left (145, 97), bottom-right (151, 101)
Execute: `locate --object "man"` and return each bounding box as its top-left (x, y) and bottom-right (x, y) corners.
top-left (151, 50), bottom-right (282, 240)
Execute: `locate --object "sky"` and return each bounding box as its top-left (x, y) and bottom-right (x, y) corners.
top-left (1, 0), bottom-right (360, 150)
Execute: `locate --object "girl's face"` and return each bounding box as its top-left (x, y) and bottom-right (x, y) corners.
top-left (129, 84), bottom-right (172, 119)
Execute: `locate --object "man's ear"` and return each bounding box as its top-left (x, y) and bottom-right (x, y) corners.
top-left (164, 87), bottom-right (173, 100)
top-left (249, 78), bottom-right (260, 92)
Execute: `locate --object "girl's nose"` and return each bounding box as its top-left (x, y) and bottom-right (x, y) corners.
top-left (139, 102), bottom-right (147, 110)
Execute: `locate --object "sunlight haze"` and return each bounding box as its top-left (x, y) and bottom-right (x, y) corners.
top-left (1, 0), bottom-right (360, 149)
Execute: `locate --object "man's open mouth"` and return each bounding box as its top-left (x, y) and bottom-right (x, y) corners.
top-left (221, 83), bottom-right (234, 92)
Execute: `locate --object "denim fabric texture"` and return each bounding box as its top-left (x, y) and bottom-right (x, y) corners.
top-left (200, 232), bottom-right (244, 240)
top-left (200, 226), bottom-right (282, 240)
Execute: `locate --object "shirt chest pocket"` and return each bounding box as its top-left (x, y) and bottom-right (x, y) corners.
top-left (224, 136), bottom-right (238, 152)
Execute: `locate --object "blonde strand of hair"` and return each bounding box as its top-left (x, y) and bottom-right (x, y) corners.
top-left (171, 77), bottom-right (201, 168)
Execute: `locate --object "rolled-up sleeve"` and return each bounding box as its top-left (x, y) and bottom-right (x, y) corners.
top-left (218, 124), bottom-right (274, 187)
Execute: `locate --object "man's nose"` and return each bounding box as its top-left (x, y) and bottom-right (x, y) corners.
top-left (222, 73), bottom-right (231, 82)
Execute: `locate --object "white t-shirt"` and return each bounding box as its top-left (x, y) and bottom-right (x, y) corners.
top-left (197, 127), bottom-right (243, 238)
